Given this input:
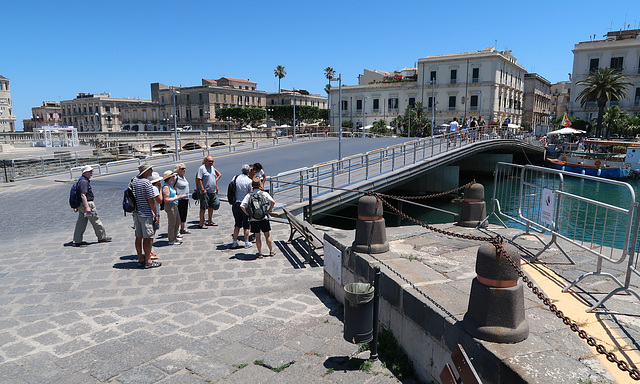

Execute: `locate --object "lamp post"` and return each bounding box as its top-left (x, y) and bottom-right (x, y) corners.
top-left (95, 113), bottom-right (100, 131)
top-left (430, 80), bottom-right (436, 154)
top-left (172, 88), bottom-right (180, 159)
top-left (292, 88), bottom-right (297, 141)
top-left (362, 96), bottom-right (369, 138)
top-left (330, 74), bottom-right (342, 160)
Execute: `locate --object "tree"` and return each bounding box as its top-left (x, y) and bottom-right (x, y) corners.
top-left (324, 67), bottom-right (335, 94)
top-left (370, 120), bottom-right (391, 136)
top-left (602, 106), bottom-right (628, 137)
top-left (215, 108), bottom-right (266, 127)
top-left (274, 65), bottom-right (286, 94)
top-left (576, 67), bottom-right (631, 137)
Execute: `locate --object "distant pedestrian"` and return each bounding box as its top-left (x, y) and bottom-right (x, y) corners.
top-left (72, 165), bottom-right (112, 247)
top-left (132, 162), bottom-right (162, 269)
top-left (196, 156), bottom-right (221, 228)
top-left (173, 163), bottom-right (191, 234)
top-left (241, 177), bottom-right (276, 258)
top-left (147, 171), bottom-right (164, 260)
top-left (231, 164), bottom-right (253, 249)
top-left (252, 162), bottom-right (266, 190)
top-left (163, 170), bottom-right (186, 245)
top-left (449, 117), bottom-right (459, 146)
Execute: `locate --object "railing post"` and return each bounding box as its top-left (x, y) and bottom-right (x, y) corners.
top-left (299, 171), bottom-right (304, 202)
top-left (308, 185), bottom-right (313, 224)
top-left (331, 163), bottom-right (335, 191)
top-left (365, 154), bottom-right (369, 180)
top-left (391, 148), bottom-right (395, 170)
top-left (41, 156), bottom-right (45, 175)
top-left (348, 158), bottom-right (352, 184)
top-left (413, 142), bottom-right (417, 164)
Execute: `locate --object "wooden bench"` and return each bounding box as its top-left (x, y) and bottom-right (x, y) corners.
top-left (440, 344), bottom-right (481, 384)
top-left (282, 207), bottom-right (324, 263)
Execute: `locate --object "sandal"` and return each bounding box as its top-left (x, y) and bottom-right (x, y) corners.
top-left (144, 261), bottom-right (162, 269)
top-left (198, 224), bottom-right (208, 229)
top-left (180, 229), bottom-right (191, 234)
top-left (207, 222), bottom-right (218, 226)
top-left (268, 251), bottom-right (276, 257)
top-left (256, 253), bottom-right (263, 259)
top-left (150, 253), bottom-right (159, 260)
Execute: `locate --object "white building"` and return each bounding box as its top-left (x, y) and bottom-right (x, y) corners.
top-left (60, 93), bottom-right (153, 132)
top-left (0, 75), bottom-right (17, 132)
top-left (569, 29), bottom-right (640, 122)
top-left (328, 47), bottom-right (526, 130)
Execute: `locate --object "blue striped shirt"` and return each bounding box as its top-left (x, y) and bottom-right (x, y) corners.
top-left (132, 176), bottom-right (159, 217)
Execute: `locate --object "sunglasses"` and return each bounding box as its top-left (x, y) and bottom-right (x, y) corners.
top-left (179, 167), bottom-right (186, 170)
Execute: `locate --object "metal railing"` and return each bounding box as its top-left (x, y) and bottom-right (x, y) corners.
top-left (482, 162), bottom-right (640, 312)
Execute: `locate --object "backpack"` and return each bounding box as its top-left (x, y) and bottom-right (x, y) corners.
top-left (227, 175), bottom-right (238, 205)
top-left (247, 191), bottom-right (269, 220)
top-left (123, 178), bottom-right (136, 215)
top-left (69, 181), bottom-right (81, 209)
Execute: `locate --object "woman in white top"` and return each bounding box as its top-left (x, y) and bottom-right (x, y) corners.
top-left (252, 162), bottom-right (266, 190)
top-left (173, 163), bottom-right (191, 234)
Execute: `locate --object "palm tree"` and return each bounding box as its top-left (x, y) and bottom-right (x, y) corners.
top-left (274, 65), bottom-right (286, 94)
top-left (576, 67), bottom-right (631, 137)
top-left (324, 67), bottom-right (335, 93)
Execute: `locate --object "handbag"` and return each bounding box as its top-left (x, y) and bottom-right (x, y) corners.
top-left (192, 189), bottom-right (200, 200)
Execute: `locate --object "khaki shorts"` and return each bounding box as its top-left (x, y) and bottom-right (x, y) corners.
top-left (133, 214), bottom-right (155, 238)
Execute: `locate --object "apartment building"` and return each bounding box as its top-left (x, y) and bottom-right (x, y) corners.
top-left (569, 29), bottom-right (640, 121)
top-left (266, 89), bottom-right (327, 108)
top-left (22, 101), bottom-right (62, 132)
top-left (523, 73), bottom-right (552, 129)
top-left (328, 47), bottom-right (526, 130)
top-left (0, 75), bottom-right (16, 132)
top-left (550, 81), bottom-right (571, 119)
top-left (60, 93), bottom-right (153, 132)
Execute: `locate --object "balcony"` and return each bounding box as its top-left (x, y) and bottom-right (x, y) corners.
top-left (586, 101), bottom-right (597, 108)
top-left (448, 106), bottom-right (456, 111)
top-left (450, 79), bottom-right (457, 85)
top-left (469, 106), bottom-right (478, 111)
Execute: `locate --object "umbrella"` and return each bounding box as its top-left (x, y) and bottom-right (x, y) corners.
top-left (547, 127), bottom-right (586, 135)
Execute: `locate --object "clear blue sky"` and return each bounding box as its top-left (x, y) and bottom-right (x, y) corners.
top-left (3, 0), bottom-right (639, 130)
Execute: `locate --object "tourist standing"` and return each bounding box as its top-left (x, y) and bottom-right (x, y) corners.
top-left (162, 170), bottom-right (185, 245)
top-left (173, 163), bottom-right (190, 234)
top-left (241, 177), bottom-right (276, 258)
top-left (252, 162), bottom-right (266, 190)
top-left (231, 164), bottom-right (253, 249)
top-left (72, 165), bottom-right (112, 247)
top-left (449, 117), bottom-right (459, 146)
top-left (195, 156), bottom-right (221, 228)
top-left (147, 171), bottom-right (163, 259)
top-left (132, 162), bottom-right (162, 269)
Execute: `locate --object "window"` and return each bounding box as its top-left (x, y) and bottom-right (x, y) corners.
top-left (388, 98), bottom-right (399, 110)
top-left (373, 98), bottom-right (379, 110)
top-left (186, 94), bottom-right (190, 103)
top-left (341, 100), bottom-right (348, 110)
top-left (199, 108), bottom-right (203, 117)
top-left (408, 97), bottom-right (415, 106)
top-left (589, 58), bottom-right (599, 72)
top-left (89, 106), bottom-right (93, 113)
top-left (161, 96), bottom-right (165, 104)
top-left (450, 70), bottom-right (457, 84)
top-left (430, 71), bottom-right (436, 82)
top-left (143, 111), bottom-right (147, 120)
top-left (105, 105), bottom-right (111, 113)
top-left (610, 57), bottom-right (623, 71)
top-left (470, 95), bottom-right (478, 110)
top-left (449, 96), bottom-right (456, 110)
top-left (428, 97), bottom-right (433, 109)
top-left (635, 88), bottom-right (640, 106)
top-left (472, 68), bottom-right (479, 83)
top-left (356, 99), bottom-right (362, 110)
top-left (198, 93), bottom-right (202, 102)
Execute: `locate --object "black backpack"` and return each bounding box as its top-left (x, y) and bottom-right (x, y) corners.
top-left (227, 175), bottom-right (238, 205)
top-left (69, 181), bottom-right (81, 209)
top-left (247, 191), bottom-right (269, 220)
top-left (122, 178), bottom-right (136, 215)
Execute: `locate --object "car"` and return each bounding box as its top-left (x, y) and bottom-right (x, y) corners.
top-left (434, 124), bottom-right (449, 135)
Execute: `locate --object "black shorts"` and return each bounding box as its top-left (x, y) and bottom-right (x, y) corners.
top-left (232, 203), bottom-right (250, 229)
top-left (250, 220), bottom-right (271, 233)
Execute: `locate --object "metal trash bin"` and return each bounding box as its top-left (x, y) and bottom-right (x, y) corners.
top-left (343, 282), bottom-right (375, 344)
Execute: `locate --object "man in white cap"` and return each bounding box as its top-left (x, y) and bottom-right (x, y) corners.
top-left (132, 162), bottom-right (162, 268)
top-left (73, 165), bottom-right (111, 247)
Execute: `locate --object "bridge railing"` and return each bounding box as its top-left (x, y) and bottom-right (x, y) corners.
top-left (483, 162), bottom-right (640, 312)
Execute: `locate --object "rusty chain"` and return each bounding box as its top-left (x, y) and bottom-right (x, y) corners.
top-left (375, 179), bottom-right (476, 201)
top-left (369, 191), bottom-right (640, 381)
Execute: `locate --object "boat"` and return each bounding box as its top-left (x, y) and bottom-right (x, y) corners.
top-left (545, 139), bottom-right (640, 179)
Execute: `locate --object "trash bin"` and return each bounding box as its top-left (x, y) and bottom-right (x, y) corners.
top-left (343, 282), bottom-right (375, 344)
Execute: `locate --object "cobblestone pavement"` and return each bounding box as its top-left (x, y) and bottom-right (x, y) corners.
top-left (0, 200), bottom-right (402, 383)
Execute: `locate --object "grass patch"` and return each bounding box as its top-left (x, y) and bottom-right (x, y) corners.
top-left (233, 363), bottom-right (248, 369)
top-left (400, 253), bottom-right (422, 262)
top-left (377, 329), bottom-right (415, 379)
top-left (357, 342), bottom-right (370, 353)
top-left (253, 359), bottom-right (292, 373)
top-left (323, 368), bottom-right (334, 376)
top-left (360, 359), bottom-right (373, 372)
top-left (253, 359), bottom-right (264, 366)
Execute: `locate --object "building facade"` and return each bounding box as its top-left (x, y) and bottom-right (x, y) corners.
top-left (569, 29), bottom-right (640, 122)
top-left (60, 93), bottom-right (153, 132)
top-left (523, 73), bottom-right (552, 129)
top-left (266, 89), bottom-right (327, 108)
top-left (0, 75), bottom-right (17, 132)
top-left (23, 101), bottom-right (62, 132)
top-left (550, 81), bottom-right (571, 120)
top-left (328, 47), bottom-right (526, 130)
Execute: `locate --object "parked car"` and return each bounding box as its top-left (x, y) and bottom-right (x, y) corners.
top-left (434, 124), bottom-right (449, 135)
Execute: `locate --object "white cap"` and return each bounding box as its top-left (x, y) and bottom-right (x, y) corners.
top-left (81, 165), bottom-right (94, 173)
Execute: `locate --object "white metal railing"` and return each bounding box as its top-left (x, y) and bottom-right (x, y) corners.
top-left (482, 162), bottom-right (640, 312)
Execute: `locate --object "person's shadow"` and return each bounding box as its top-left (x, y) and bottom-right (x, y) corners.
top-left (113, 255), bottom-right (141, 269)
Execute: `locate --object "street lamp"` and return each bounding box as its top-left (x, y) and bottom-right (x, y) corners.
top-left (362, 96), bottom-right (369, 138)
top-left (292, 88), bottom-right (297, 141)
top-left (329, 74), bottom-right (342, 160)
top-left (95, 113), bottom-right (100, 131)
top-left (172, 88), bottom-right (180, 159)
top-left (430, 79), bottom-right (436, 154)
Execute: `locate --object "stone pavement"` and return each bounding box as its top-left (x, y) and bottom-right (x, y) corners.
top-left (0, 200), bottom-right (402, 383)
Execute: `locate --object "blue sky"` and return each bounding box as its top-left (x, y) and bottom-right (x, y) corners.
top-left (3, 0), bottom-right (639, 129)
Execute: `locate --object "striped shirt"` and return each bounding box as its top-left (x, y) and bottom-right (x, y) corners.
top-left (132, 176), bottom-right (159, 217)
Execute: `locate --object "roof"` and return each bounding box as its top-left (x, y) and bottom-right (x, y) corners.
top-left (218, 77), bottom-right (256, 85)
top-left (202, 78), bottom-right (217, 85)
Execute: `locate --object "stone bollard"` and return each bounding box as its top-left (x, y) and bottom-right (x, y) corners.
top-left (463, 242), bottom-right (529, 343)
top-left (458, 183), bottom-right (488, 228)
top-left (352, 195), bottom-right (389, 254)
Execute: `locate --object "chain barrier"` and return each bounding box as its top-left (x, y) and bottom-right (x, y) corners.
top-left (376, 179), bottom-right (476, 201)
top-left (368, 191), bottom-right (640, 381)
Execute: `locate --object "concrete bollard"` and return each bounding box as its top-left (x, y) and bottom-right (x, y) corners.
top-left (463, 242), bottom-right (529, 343)
top-left (458, 183), bottom-right (488, 228)
top-left (352, 195), bottom-right (389, 254)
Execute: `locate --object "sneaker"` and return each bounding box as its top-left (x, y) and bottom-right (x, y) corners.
top-left (245, 242), bottom-right (252, 248)
top-left (168, 240), bottom-right (183, 245)
top-left (98, 237), bottom-right (112, 243)
top-left (231, 241), bottom-right (238, 249)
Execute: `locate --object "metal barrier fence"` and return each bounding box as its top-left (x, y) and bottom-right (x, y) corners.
top-left (483, 162), bottom-right (640, 312)
top-left (268, 128), bottom-right (537, 205)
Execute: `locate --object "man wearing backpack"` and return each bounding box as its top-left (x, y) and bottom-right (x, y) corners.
top-left (72, 165), bottom-right (111, 247)
top-left (231, 164), bottom-right (253, 249)
top-left (241, 177), bottom-right (275, 258)
top-left (132, 162), bottom-right (162, 269)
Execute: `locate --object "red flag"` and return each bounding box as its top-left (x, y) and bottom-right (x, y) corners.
top-left (561, 113), bottom-right (572, 127)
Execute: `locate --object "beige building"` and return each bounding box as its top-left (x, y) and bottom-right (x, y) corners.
top-left (569, 29), bottom-right (640, 123)
top-left (266, 89), bottom-right (327, 108)
top-left (329, 47), bottom-right (526, 130)
top-left (550, 81), bottom-right (571, 120)
top-left (23, 101), bottom-right (62, 132)
top-left (0, 75), bottom-right (17, 132)
top-left (523, 73), bottom-right (551, 129)
top-left (60, 93), bottom-right (153, 132)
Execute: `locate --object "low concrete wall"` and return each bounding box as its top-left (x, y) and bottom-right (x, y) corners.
top-left (322, 233), bottom-right (525, 384)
